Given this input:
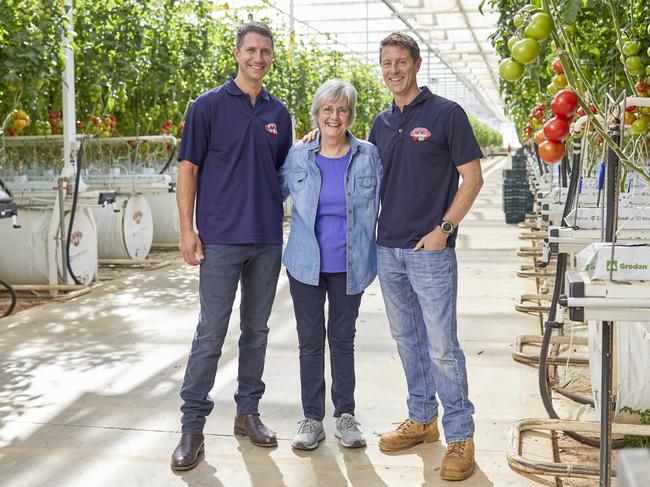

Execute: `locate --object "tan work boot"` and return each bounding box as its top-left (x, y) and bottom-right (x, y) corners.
top-left (378, 418), bottom-right (440, 452)
top-left (441, 439), bottom-right (475, 481)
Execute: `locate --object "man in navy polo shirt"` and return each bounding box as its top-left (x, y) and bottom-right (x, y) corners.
top-left (171, 21), bottom-right (292, 472)
top-left (370, 33), bottom-right (484, 481)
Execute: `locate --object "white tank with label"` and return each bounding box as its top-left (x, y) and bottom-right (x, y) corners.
top-left (0, 206), bottom-right (98, 285)
top-left (143, 191), bottom-right (180, 245)
top-left (91, 194), bottom-right (153, 260)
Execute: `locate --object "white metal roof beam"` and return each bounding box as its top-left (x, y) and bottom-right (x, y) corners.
top-left (453, 0), bottom-right (499, 92)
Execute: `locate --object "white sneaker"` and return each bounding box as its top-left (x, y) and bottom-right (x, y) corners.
top-left (335, 413), bottom-right (366, 448)
top-left (291, 418), bottom-right (325, 450)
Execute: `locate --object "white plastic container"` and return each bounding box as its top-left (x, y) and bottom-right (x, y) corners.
top-left (0, 206), bottom-right (98, 285)
top-left (143, 191), bottom-right (180, 245)
top-left (91, 194), bottom-right (153, 260)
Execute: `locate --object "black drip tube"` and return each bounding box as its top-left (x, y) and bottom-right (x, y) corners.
top-left (64, 139), bottom-right (86, 285)
top-left (158, 143), bottom-right (178, 175)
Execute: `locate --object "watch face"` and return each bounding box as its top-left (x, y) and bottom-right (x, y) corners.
top-left (442, 221), bottom-right (454, 234)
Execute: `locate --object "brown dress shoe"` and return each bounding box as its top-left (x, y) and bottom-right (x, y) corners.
top-left (379, 418), bottom-right (440, 452)
top-left (171, 433), bottom-right (204, 471)
top-left (234, 414), bottom-right (277, 447)
top-left (441, 439), bottom-right (475, 481)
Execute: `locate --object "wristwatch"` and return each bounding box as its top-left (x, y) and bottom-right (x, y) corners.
top-left (440, 220), bottom-right (456, 235)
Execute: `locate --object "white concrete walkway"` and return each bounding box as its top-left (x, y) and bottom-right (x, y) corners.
top-left (0, 156), bottom-right (554, 486)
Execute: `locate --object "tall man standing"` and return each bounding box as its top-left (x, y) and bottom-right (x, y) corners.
top-left (369, 33), bottom-right (484, 481)
top-left (171, 22), bottom-right (292, 471)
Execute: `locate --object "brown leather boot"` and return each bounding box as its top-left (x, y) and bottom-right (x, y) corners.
top-left (234, 414), bottom-right (277, 447)
top-left (378, 418), bottom-right (440, 452)
top-left (441, 439), bottom-right (475, 481)
top-left (171, 433), bottom-right (204, 471)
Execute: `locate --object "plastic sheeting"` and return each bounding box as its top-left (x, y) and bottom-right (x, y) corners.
top-left (588, 321), bottom-right (650, 413)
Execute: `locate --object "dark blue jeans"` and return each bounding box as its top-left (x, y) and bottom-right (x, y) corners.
top-left (288, 272), bottom-right (362, 421)
top-left (180, 244), bottom-right (282, 433)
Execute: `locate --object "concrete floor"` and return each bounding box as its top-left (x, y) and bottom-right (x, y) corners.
top-left (0, 156), bottom-right (556, 486)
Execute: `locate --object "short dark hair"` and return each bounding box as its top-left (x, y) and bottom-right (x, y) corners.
top-left (236, 21), bottom-right (274, 49)
top-left (379, 32), bottom-right (420, 63)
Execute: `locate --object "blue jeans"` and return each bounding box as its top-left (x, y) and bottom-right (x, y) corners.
top-left (180, 244), bottom-right (282, 433)
top-left (377, 245), bottom-right (474, 442)
top-left (288, 272), bottom-right (362, 421)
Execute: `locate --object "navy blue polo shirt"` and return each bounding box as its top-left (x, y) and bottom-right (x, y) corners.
top-left (178, 79), bottom-right (292, 245)
top-left (369, 88), bottom-right (482, 249)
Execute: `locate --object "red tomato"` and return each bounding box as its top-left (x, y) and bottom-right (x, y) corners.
top-left (635, 81), bottom-right (647, 93)
top-left (538, 140), bottom-right (565, 164)
top-left (543, 117), bottom-right (570, 142)
top-left (577, 107), bottom-right (586, 117)
top-left (625, 105), bottom-right (637, 112)
top-left (551, 57), bottom-right (564, 74)
top-left (534, 129), bottom-right (546, 145)
top-left (551, 89), bottom-right (579, 118)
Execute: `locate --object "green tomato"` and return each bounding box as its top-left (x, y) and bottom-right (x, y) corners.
top-left (647, 46), bottom-right (650, 58)
top-left (524, 13), bottom-right (553, 41)
top-left (616, 35), bottom-right (630, 50)
top-left (646, 65), bottom-right (650, 76)
top-left (552, 74), bottom-right (568, 88)
top-left (626, 56), bottom-right (643, 71)
top-left (565, 24), bottom-right (576, 36)
top-left (89, 84), bottom-right (102, 102)
top-left (622, 41), bottom-right (640, 56)
top-left (507, 35), bottom-right (519, 53)
top-left (511, 38), bottom-right (540, 65)
top-left (513, 13), bottom-right (525, 28)
top-left (499, 58), bottom-right (525, 82)
top-left (631, 118), bottom-right (648, 134)
top-left (547, 82), bottom-right (559, 95)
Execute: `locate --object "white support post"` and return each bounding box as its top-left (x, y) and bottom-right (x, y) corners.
top-left (61, 0), bottom-right (77, 178)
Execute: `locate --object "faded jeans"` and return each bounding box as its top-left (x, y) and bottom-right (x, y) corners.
top-left (180, 244), bottom-right (281, 433)
top-left (377, 245), bottom-right (474, 442)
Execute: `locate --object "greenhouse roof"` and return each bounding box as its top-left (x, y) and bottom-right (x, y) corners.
top-left (226, 0), bottom-right (506, 125)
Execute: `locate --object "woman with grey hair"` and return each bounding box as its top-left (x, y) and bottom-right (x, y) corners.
top-left (279, 79), bottom-right (382, 451)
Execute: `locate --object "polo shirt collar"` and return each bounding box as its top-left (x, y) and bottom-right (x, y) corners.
top-left (224, 78), bottom-right (270, 102)
top-left (391, 86), bottom-right (432, 112)
top-left (307, 130), bottom-right (360, 156)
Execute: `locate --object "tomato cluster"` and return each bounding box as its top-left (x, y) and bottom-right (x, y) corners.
top-left (499, 11), bottom-right (553, 83)
top-left (533, 89), bottom-right (580, 164)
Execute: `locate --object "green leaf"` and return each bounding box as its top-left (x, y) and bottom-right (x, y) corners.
top-left (561, 0), bottom-right (582, 25)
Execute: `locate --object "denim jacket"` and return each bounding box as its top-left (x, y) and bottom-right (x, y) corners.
top-left (279, 132), bottom-right (382, 295)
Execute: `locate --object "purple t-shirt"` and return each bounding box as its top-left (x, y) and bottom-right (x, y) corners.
top-left (315, 150), bottom-right (351, 273)
top-left (178, 80), bottom-right (292, 245)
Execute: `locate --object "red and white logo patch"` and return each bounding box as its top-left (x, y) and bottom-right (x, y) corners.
top-left (409, 127), bottom-right (431, 142)
top-left (71, 231), bottom-right (83, 247)
top-left (265, 123), bottom-right (278, 136)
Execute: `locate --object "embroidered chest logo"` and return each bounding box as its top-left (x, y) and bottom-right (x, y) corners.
top-left (265, 123), bottom-right (278, 136)
top-left (409, 127), bottom-right (431, 142)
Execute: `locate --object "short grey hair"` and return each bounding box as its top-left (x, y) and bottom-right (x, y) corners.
top-left (310, 79), bottom-right (357, 128)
